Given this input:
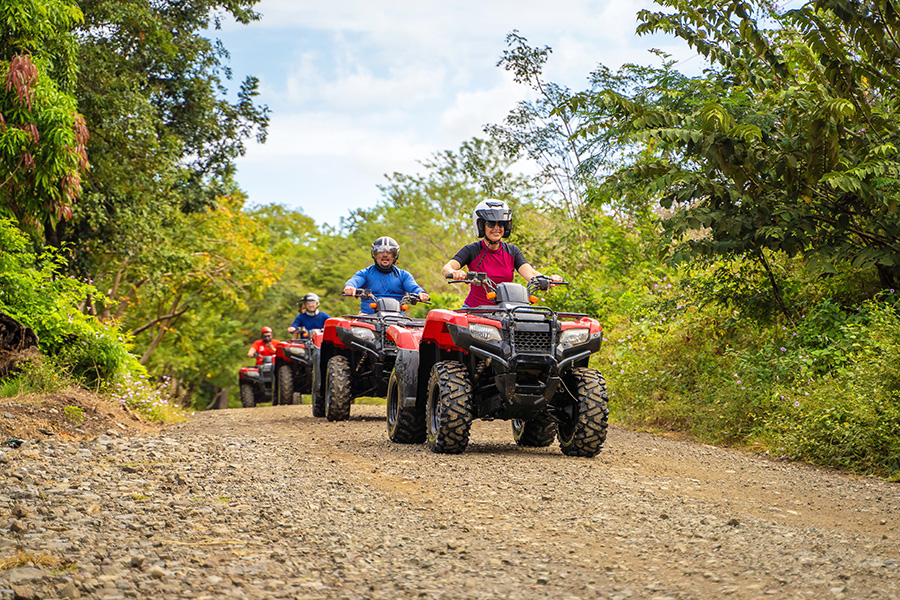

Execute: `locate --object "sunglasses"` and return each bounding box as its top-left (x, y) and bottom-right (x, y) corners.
top-left (485, 220), bottom-right (507, 229)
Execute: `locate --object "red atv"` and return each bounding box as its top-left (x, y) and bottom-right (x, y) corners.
top-left (238, 340), bottom-right (308, 407)
top-left (385, 273), bottom-right (608, 457)
top-left (309, 290), bottom-right (428, 421)
top-left (274, 333), bottom-right (314, 405)
top-left (238, 354), bottom-right (276, 408)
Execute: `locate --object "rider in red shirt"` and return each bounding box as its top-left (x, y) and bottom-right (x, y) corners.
top-left (247, 327), bottom-right (279, 363)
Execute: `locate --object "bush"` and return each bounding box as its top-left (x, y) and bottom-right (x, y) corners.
top-left (0, 217), bottom-right (134, 387)
top-left (0, 355), bottom-right (67, 397)
top-left (104, 367), bottom-right (190, 422)
top-left (605, 260), bottom-right (900, 479)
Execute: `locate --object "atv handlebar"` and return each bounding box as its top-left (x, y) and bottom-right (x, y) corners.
top-left (527, 275), bottom-right (570, 293)
top-left (446, 271), bottom-right (497, 290)
top-left (446, 272), bottom-right (568, 293)
top-left (401, 293), bottom-right (431, 306)
top-left (344, 288), bottom-right (376, 300)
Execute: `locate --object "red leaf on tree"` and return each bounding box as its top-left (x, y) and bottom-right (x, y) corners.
top-left (5, 55), bottom-right (38, 111)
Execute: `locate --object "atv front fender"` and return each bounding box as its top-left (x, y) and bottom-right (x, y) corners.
top-left (394, 348), bottom-right (420, 409)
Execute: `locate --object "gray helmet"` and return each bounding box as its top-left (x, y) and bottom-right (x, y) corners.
top-left (473, 199), bottom-right (512, 238)
top-left (371, 236), bottom-right (400, 261)
top-left (299, 293), bottom-right (320, 310)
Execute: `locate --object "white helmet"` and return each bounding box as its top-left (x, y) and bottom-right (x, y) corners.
top-left (473, 199), bottom-right (512, 239)
top-left (301, 293), bottom-right (320, 308)
top-left (371, 236), bottom-right (400, 262)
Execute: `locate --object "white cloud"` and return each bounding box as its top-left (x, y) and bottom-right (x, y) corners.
top-left (283, 58), bottom-right (446, 111)
top-left (438, 79), bottom-right (524, 141)
top-left (213, 0), bottom-right (705, 225)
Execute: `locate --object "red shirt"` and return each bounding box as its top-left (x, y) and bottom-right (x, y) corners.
top-left (250, 339), bottom-right (279, 363)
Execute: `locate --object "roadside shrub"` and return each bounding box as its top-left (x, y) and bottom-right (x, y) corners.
top-left (104, 367), bottom-right (190, 422)
top-left (0, 355), bottom-right (68, 397)
top-left (605, 260), bottom-right (900, 479)
top-left (0, 217), bottom-right (134, 387)
top-left (763, 301), bottom-right (900, 478)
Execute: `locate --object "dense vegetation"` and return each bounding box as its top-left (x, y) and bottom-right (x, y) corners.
top-left (1, 0), bottom-right (897, 478)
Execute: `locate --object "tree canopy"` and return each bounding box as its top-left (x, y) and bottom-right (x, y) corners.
top-left (569, 0), bottom-right (900, 299)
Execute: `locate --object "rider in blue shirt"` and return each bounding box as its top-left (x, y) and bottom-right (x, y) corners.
top-left (288, 293), bottom-right (330, 338)
top-left (343, 236), bottom-right (430, 314)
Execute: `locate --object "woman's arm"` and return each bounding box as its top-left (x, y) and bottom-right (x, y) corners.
top-left (517, 263), bottom-right (540, 281)
top-left (442, 259), bottom-right (466, 280)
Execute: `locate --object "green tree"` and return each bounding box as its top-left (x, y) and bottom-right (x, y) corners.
top-left (573, 0), bottom-right (900, 306)
top-left (55, 0), bottom-right (270, 375)
top-left (96, 191), bottom-right (281, 367)
top-left (0, 0), bottom-right (88, 233)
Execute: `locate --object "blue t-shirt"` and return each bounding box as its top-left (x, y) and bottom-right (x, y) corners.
top-left (345, 265), bottom-right (425, 314)
top-left (290, 311), bottom-right (330, 331)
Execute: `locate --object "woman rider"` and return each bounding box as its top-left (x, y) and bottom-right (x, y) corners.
top-left (441, 199), bottom-right (563, 307)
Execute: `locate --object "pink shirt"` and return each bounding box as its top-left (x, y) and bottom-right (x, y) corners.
top-left (451, 241), bottom-right (527, 307)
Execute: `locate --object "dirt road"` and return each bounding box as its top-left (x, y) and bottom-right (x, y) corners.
top-left (2, 403), bottom-right (898, 599)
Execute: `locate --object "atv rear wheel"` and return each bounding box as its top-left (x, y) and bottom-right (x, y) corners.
top-left (324, 355), bottom-right (352, 421)
top-left (426, 361), bottom-right (473, 454)
top-left (240, 382), bottom-right (256, 408)
top-left (512, 416), bottom-right (557, 447)
top-left (277, 365), bottom-right (294, 406)
top-left (557, 368), bottom-right (609, 457)
top-left (387, 369), bottom-right (425, 443)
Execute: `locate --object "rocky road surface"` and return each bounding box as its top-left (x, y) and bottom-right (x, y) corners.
top-left (1, 404), bottom-right (898, 600)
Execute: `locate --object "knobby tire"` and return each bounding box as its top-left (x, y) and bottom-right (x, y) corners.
top-left (557, 368), bottom-right (609, 457)
top-left (325, 355), bottom-right (352, 421)
top-left (387, 369), bottom-right (425, 443)
top-left (512, 416), bottom-right (558, 447)
top-left (240, 383), bottom-right (256, 408)
top-left (426, 361), bottom-right (473, 454)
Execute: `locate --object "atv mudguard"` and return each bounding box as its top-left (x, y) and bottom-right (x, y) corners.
top-left (387, 324), bottom-right (423, 409)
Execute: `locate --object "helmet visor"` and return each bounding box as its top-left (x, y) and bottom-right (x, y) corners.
top-left (372, 244), bottom-right (399, 258)
top-left (475, 206), bottom-right (512, 223)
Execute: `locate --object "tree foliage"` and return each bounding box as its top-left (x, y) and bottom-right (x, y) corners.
top-left (0, 0), bottom-right (88, 232)
top-left (570, 0), bottom-right (900, 297)
top-left (57, 0), bottom-right (271, 367)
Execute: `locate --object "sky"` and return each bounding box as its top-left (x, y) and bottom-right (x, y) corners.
top-left (213, 0), bottom-right (703, 228)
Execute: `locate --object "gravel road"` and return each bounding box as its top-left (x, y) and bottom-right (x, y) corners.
top-left (1, 404), bottom-right (898, 599)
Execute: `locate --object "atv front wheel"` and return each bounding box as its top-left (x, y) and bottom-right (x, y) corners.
top-left (240, 382), bottom-right (256, 408)
top-left (557, 368), bottom-right (609, 457)
top-left (277, 365), bottom-right (294, 406)
top-left (426, 361), bottom-right (473, 454)
top-left (512, 416), bottom-right (557, 447)
top-left (324, 355), bottom-right (352, 421)
top-left (387, 369), bottom-right (425, 443)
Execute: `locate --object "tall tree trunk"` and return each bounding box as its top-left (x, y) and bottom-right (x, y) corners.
top-left (205, 386), bottom-right (229, 410)
top-left (757, 248), bottom-right (793, 324)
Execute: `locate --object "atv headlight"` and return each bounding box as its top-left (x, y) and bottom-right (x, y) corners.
top-left (350, 326), bottom-right (376, 341)
top-left (559, 327), bottom-right (590, 346)
top-left (289, 345), bottom-right (306, 356)
top-left (469, 323), bottom-right (502, 342)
